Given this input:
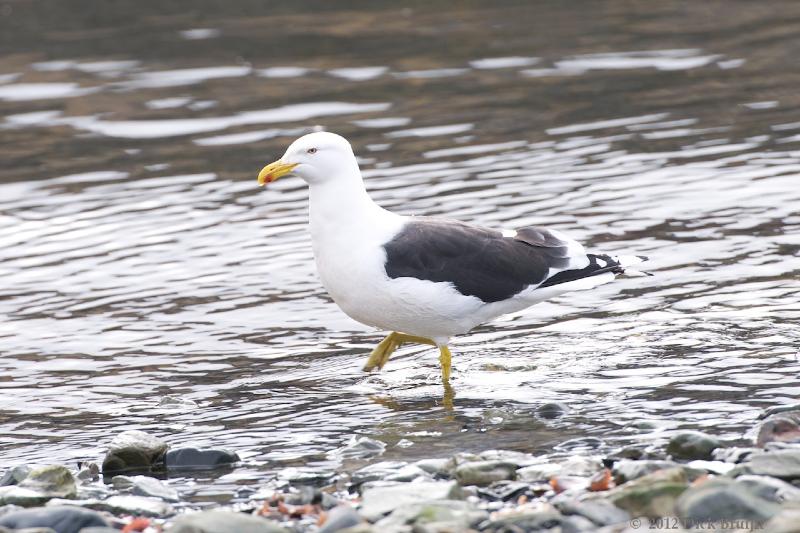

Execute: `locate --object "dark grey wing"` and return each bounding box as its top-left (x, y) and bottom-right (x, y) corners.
top-left (382, 218), bottom-right (574, 303)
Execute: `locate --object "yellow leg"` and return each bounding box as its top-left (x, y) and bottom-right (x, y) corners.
top-left (362, 332), bottom-right (436, 372)
top-left (439, 345), bottom-right (452, 382)
top-left (442, 381), bottom-right (455, 411)
top-left (363, 333), bottom-right (399, 372)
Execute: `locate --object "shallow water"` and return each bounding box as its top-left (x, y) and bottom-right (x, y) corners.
top-left (1, 1), bottom-right (800, 501)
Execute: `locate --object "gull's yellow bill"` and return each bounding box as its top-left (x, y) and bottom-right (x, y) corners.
top-left (257, 160), bottom-right (298, 186)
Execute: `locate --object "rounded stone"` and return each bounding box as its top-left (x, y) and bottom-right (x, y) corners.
top-left (102, 430), bottom-right (169, 474)
top-left (0, 506), bottom-right (108, 533)
top-left (19, 465), bottom-right (77, 499)
top-left (168, 510), bottom-right (288, 533)
top-left (164, 448), bottom-right (240, 471)
top-left (453, 461), bottom-right (517, 486)
top-left (537, 402), bottom-right (569, 419)
top-left (675, 478), bottom-right (781, 524)
top-left (318, 505), bottom-right (362, 533)
top-left (667, 431), bottom-right (722, 460)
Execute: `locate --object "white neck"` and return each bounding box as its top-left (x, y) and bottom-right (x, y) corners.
top-left (308, 167), bottom-right (400, 245)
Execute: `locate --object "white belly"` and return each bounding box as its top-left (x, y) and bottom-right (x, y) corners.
top-left (311, 220), bottom-right (486, 342)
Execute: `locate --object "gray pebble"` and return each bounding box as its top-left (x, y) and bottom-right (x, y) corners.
top-left (537, 402), bottom-right (569, 419)
top-left (131, 476), bottom-right (179, 502)
top-left (454, 460), bottom-right (517, 486)
top-left (667, 431), bottom-right (722, 460)
top-left (676, 477), bottom-right (781, 523)
top-left (318, 505), bottom-right (361, 533)
top-left (168, 510), bottom-right (287, 532)
top-left (0, 506), bottom-right (107, 533)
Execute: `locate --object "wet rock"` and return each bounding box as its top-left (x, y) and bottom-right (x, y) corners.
top-left (414, 458), bottom-right (450, 477)
top-left (0, 506), bottom-right (108, 533)
top-left (735, 474), bottom-right (800, 503)
top-left (765, 441), bottom-right (800, 451)
top-left (561, 456), bottom-right (604, 477)
top-left (675, 477), bottom-right (782, 524)
top-left (454, 460), bottom-right (517, 486)
top-left (102, 430), bottom-right (168, 474)
top-left (74, 482), bottom-right (113, 502)
top-left (109, 475), bottom-right (134, 490)
top-left (130, 476), bottom-right (179, 502)
top-left (685, 460), bottom-right (735, 475)
top-left (712, 446), bottom-right (757, 464)
top-left (165, 447), bottom-right (239, 470)
top-left (360, 480), bottom-right (463, 521)
top-left (104, 494), bottom-right (174, 516)
top-left (0, 466), bottom-right (32, 486)
top-left (319, 505), bottom-right (362, 533)
top-left (763, 510), bottom-right (800, 533)
top-left (759, 403), bottom-right (800, 419)
top-left (518, 456), bottom-right (603, 483)
top-left (375, 499), bottom-right (486, 531)
top-left (332, 526), bottom-right (375, 533)
top-left (68, 495), bottom-right (173, 517)
top-left (328, 436), bottom-right (386, 460)
top-left (350, 462), bottom-right (410, 486)
top-left (0, 505), bottom-right (22, 517)
top-left (0, 466), bottom-right (77, 506)
top-left (445, 452), bottom-right (482, 470)
top-left (478, 450), bottom-right (537, 468)
top-left (630, 420), bottom-right (659, 430)
top-left (666, 431), bottom-right (722, 460)
top-left (76, 463), bottom-right (99, 482)
top-left (604, 467), bottom-right (689, 518)
top-left (739, 449), bottom-right (800, 479)
top-left (609, 445), bottom-right (647, 461)
top-left (19, 466), bottom-right (76, 499)
top-left (384, 465), bottom-right (429, 483)
top-left (276, 486), bottom-right (340, 511)
top-left (555, 498), bottom-right (630, 527)
top-left (477, 481), bottom-right (539, 502)
top-left (357, 480), bottom-right (403, 495)
top-left (319, 492), bottom-right (342, 511)
top-left (0, 486), bottom-right (50, 507)
top-left (756, 409), bottom-right (800, 447)
top-left (612, 459), bottom-right (703, 484)
top-left (277, 467), bottom-right (336, 488)
top-left (168, 510), bottom-right (288, 532)
top-left (537, 402), bottom-right (569, 419)
top-left (479, 505), bottom-right (593, 532)
top-left (278, 486), bottom-right (313, 505)
top-left (516, 462), bottom-right (562, 482)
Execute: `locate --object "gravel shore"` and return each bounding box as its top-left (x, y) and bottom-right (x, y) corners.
top-left (2, 404), bottom-right (800, 532)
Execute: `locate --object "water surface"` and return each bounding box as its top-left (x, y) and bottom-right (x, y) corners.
top-left (1, 1), bottom-right (799, 501)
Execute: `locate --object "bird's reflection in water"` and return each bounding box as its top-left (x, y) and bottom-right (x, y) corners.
top-left (442, 382), bottom-right (455, 411)
top-left (369, 381), bottom-right (456, 414)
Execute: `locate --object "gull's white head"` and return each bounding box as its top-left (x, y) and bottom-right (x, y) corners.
top-left (257, 131), bottom-right (359, 187)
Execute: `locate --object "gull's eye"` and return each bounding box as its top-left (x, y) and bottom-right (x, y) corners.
top-left (306, 147), bottom-right (317, 154)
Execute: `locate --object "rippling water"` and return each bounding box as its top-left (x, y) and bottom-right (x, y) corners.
top-left (2, 1), bottom-right (800, 501)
